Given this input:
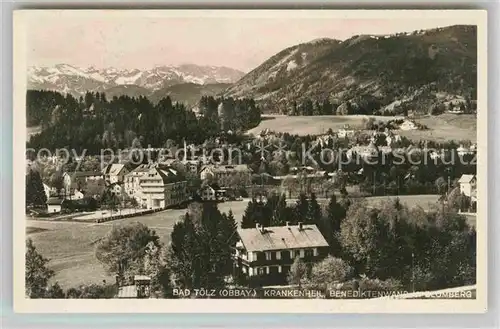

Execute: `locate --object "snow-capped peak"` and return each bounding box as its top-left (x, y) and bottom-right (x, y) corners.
top-left (27, 64), bottom-right (246, 96)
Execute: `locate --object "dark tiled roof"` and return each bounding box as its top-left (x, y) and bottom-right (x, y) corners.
top-left (46, 197), bottom-right (64, 205)
top-left (237, 224), bottom-right (329, 252)
top-left (71, 171), bottom-right (103, 178)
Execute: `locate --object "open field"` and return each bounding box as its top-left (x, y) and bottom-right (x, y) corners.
top-left (363, 194), bottom-right (441, 210)
top-left (398, 114), bottom-right (477, 142)
top-left (247, 114), bottom-right (476, 142)
top-left (247, 114), bottom-right (401, 136)
top-left (26, 201), bottom-right (250, 288)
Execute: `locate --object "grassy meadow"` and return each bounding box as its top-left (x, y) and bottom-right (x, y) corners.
top-left (248, 114), bottom-right (476, 142)
top-left (26, 201), bottom-right (250, 288)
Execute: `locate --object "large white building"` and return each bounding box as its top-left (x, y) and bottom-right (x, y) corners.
top-left (124, 164), bottom-right (188, 209)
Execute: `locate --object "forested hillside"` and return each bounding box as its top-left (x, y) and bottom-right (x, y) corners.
top-left (225, 25), bottom-right (477, 115)
top-left (26, 90), bottom-right (261, 153)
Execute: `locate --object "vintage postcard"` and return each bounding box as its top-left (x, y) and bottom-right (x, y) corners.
top-left (13, 9), bottom-right (487, 313)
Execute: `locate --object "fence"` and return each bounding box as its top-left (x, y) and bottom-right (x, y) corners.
top-left (94, 207), bottom-right (165, 223)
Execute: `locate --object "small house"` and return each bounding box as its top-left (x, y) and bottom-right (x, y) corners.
top-left (399, 120), bottom-right (418, 131)
top-left (458, 174), bottom-right (476, 198)
top-left (200, 184), bottom-right (226, 201)
top-left (116, 275), bottom-right (152, 299)
top-left (46, 197), bottom-right (64, 214)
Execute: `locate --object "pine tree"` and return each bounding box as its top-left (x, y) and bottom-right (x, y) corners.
top-left (168, 213), bottom-right (201, 289)
top-left (307, 193), bottom-right (322, 224)
top-left (25, 238), bottom-right (54, 298)
top-left (270, 193), bottom-right (288, 226)
top-left (321, 194), bottom-right (346, 254)
top-left (168, 204), bottom-right (237, 290)
top-left (241, 199), bottom-right (257, 229)
top-left (294, 193), bottom-right (309, 223)
top-left (26, 168), bottom-right (47, 207)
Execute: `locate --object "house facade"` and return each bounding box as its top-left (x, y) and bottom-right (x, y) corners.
top-left (46, 197), bottom-right (64, 214)
top-left (200, 184), bottom-right (226, 201)
top-left (108, 182), bottom-right (125, 197)
top-left (124, 164), bottom-right (153, 203)
top-left (337, 124), bottom-right (355, 138)
top-left (139, 167), bottom-right (188, 209)
top-left (63, 171), bottom-right (103, 194)
top-left (234, 223), bottom-right (329, 286)
top-left (102, 164), bottom-right (129, 185)
top-left (459, 174), bottom-right (477, 198)
top-left (199, 164), bottom-right (252, 186)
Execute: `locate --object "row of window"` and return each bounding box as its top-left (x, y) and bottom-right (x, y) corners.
top-left (244, 248), bottom-right (317, 262)
top-left (243, 265), bottom-right (291, 276)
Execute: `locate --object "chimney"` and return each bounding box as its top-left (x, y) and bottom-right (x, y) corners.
top-left (256, 223), bottom-right (261, 230)
top-left (298, 222), bottom-right (303, 230)
top-left (286, 221), bottom-right (290, 228)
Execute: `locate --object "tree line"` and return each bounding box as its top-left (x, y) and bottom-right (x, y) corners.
top-left (26, 90), bottom-right (261, 154)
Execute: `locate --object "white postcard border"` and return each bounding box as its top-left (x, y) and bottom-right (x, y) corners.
top-left (12, 9), bottom-right (488, 314)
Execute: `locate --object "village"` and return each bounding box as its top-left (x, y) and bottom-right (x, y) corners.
top-left (29, 116), bottom-right (477, 222)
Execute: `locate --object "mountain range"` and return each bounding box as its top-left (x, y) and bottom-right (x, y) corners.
top-left (224, 25), bottom-right (477, 114)
top-left (28, 64), bottom-right (245, 104)
top-left (28, 25), bottom-right (477, 115)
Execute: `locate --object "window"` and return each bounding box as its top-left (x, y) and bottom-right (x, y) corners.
top-left (271, 251), bottom-right (277, 261)
top-left (258, 267), bottom-right (266, 275)
top-left (305, 249), bottom-right (313, 258)
top-left (257, 252), bottom-right (266, 261)
top-left (281, 251), bottom-right (289, 260)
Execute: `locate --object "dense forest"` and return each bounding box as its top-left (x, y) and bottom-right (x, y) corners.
top-left (26, 90), bottom-right (261, 153)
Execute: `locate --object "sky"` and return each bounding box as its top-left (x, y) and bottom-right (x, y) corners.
top-left (23, 10), bottom-right (473, 72)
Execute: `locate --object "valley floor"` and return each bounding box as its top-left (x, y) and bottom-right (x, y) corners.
top-left (25, 195), bottom-right (475, 289)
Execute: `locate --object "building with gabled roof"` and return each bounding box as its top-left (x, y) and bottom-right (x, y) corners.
top-left (63, 171), bottom-right (103, 193)
top-left (234, 223), bottom-right (329, 286)
top-left (200, 184), bottom-right (226, 201)
top-left (46, 197), bottom-right (64, 214)
top-left (102, 163), bottom-right (129, 185)
top-left (200, 164), bottom-right (252, 186)
top-left (458, 174), bottom-right (476, 198)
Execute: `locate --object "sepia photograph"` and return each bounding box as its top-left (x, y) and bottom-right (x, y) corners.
top-left (13, 9), bottom-right (487, 313)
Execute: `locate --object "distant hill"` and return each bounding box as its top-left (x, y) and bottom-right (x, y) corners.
top-left (225, 25), bottom-right (477, 115)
